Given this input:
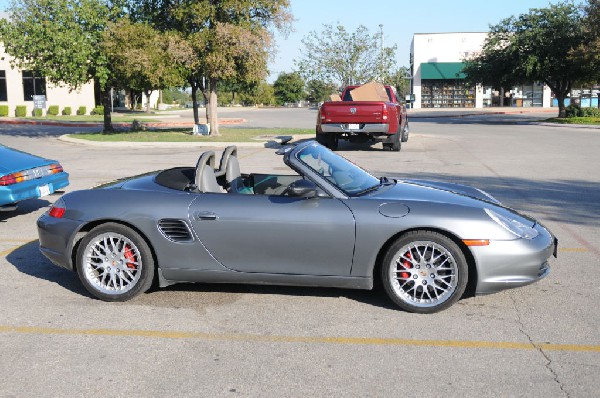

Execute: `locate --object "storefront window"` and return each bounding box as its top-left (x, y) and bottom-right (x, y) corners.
top-left (421, 80), bottom-right (475, 108)
top-left (551, 85), bottom-right (600, 108)
top-left (22, 71), bottom-right (46, 101)
top-left (0, 71), bottom-right (7, 102)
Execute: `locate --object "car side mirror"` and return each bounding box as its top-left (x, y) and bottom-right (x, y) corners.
top-left (286, 179), bottom-right (318, 198)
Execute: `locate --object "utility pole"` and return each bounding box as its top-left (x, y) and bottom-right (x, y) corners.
top-left (379, 24), bottom-right (384, 82)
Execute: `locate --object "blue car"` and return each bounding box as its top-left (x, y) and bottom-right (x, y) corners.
top-left (0, 144), bottom-right (69, 211)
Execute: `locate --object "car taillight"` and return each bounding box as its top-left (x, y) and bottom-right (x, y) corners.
top-left (0, 172), bottom-right (25, 186)
top-left (48, 163), bottom-right (64, 174)
top-left (0, 163), bottom-right (64, 186)
top-left (49, 198), bottom-right (66, 218)
top-left (382, 103), bottom-right (388, 120)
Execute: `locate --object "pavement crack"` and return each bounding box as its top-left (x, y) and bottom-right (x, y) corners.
top-left (509, 294), bottom-right (570, 398)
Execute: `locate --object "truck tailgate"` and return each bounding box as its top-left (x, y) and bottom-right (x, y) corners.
top-left (321, 101), bottom-right (386, 123)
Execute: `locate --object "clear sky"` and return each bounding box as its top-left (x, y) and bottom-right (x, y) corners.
top-left (0, 0), bottom-right (586, 82)
top-left (269, 0), bottom-right (586, 81)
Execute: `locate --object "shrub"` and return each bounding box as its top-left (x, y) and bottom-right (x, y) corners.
top-left (0, 105), bottom-right (8, 117)
top-left (33, 108), bottom-right (43, 117)
top-left (580, 107), bottom-right (600, 117)
top-left (565, 103), bottom-right (582, 118)
top-left (47, 105), bottom-right (59, 116)
top-left (91, 105), bottom-right (104, 115)
top-left (15, 105), bottom-right (27, 117)
top-left (130, 119), bottom-right (146, 132)
top-left (77, 106), bottom-right (87, 115)
top-left (62, 106), bottom-right (72, 116)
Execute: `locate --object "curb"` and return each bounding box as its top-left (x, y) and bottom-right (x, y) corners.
top-left (0, 118), bottom-right (245, 128)
top-left (58, 134), bottom-right (299, 148)
top-left (407, 109), bottom-right (557, 118)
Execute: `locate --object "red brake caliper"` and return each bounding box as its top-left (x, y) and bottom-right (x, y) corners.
top-left (401, 251), bottom-right (412, 279)
top-left (124, 244), bottom-right (137, 269)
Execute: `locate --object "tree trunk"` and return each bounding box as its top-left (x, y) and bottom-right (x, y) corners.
top-left (208, 77), bottom-right (219, 136)
top-left (145, 90), bottom-right (152, 113)
top-left (101, 88), bottom-right (113, 133)
top-left (190, 82), bottom-right (200, 124)
top-left (546, 79), bottom-right (571, 118)
top-left (556, 92), bottom-right (567, 118)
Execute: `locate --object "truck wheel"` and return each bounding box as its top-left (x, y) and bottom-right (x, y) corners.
top-left (316, 132), bottom-right (338, 150)
top-left (329, 134), bottom-right (339, 150)
top-left (401, 123), bottom-right (410, 142)
top-left (391, 132), bottom-right (401, 152)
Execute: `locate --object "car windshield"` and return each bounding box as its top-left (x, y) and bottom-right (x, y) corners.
top-left (295, 143), bottom-right (381, 196)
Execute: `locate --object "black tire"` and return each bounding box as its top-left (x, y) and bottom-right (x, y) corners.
top-left (316, 132), bottom-right (338, 150)
top-left (391, 132), bottom-right (401, 152)
top-left (76, 222), bottom-right (155, 301)
top-left (380, 230), bottom-right (468, 313)
top-left (401, 122), bottom-right (409, 142)
top-left (329, 133), bottom-right (339, 151)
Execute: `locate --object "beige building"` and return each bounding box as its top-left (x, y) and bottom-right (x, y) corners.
top-left (0, 44), bottom-right (95, 116)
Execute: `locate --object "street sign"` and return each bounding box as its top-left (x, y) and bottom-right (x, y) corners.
top-left (32, 95), bottom-right (46, 109)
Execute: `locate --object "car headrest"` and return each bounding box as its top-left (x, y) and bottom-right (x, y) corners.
top-left (215, 146), bottom-right (238, 178)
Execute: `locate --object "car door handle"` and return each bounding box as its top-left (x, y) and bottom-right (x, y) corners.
top-left (194, 211), bottom-right (218, 221)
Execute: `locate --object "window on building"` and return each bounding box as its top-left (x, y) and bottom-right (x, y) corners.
top-left (0, 71), bottom-right (7, 101)
top-left (22, 71), bottom-right (46, 101)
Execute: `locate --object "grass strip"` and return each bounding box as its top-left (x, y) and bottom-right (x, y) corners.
top-left (545, 117), bottom-right (600, 125)
top-left (70, 127), bottom-right (314, 142)
top-left (26, 115), bottom-right (156, 123)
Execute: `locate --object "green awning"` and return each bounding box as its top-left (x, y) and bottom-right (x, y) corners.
top-left (421, 62), bottom-right (466, 80)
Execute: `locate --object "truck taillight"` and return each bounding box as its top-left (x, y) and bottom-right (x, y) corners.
top-left (382, 103), bottom-right (388, 120)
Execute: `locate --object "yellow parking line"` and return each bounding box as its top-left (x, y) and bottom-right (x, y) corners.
top-left (0, 238), bottom-right (37, 243)
top-left (0, 240), bottom-right (37, 257)
top-left (559, 247), bottom-right (589, 252)
top-left (0, 325), bottom-right (598, 353)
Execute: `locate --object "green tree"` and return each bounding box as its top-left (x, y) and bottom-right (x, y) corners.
top-left (162, 88), bottom-right (191, 106)
top-left (273, 72), bottom-right (305, 105)
top-left (296, 24), bottom-right (397, 87)
top-left (571, 0), bottom-right (600, 83)
top-left (463, 2), bottom-right (589, 117)
top-left (0, 0), bottom-right (124, 131)
top-left (130, 0), bottom-right (292, 135)
top-left (306, 79), bottom-right (338, 104)
top-left (388, 67), bottom-right (411, 99)
top-left (102, 19), bottom-right (189, 112)
top-left (240, 81), bottom-right (275, 106)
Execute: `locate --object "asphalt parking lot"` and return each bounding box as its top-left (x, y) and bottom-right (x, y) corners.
top-left (1, 110), bottom-right (599, 397)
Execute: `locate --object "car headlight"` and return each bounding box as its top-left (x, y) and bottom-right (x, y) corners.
top-left (484, 208), bottom-right (539, 239)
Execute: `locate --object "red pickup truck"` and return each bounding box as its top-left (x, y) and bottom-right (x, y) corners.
top-left (316, 84), bottom-right (409, 151)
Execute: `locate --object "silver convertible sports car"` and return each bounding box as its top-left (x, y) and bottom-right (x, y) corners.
top-left (37, 141), bottom-right (557, 313)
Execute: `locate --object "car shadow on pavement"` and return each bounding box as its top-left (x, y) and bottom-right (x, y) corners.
top-left (0, 199), bottom-right (50, 222)
top-left (6, 240), bottom-right (92, 298)
top-left (152, 282), bottom-right (399, 311)
top-left (290, 137), bottom-right (388, 152)
top-left (5, 240), bottom-right (399, 309)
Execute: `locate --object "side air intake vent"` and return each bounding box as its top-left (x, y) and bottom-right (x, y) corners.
top-left (158, 219), bottom-right (194, 243)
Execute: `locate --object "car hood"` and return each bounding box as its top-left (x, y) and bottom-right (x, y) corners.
top-left (0, 145), bottom-right (54, 175)
top-left (369, 179), bottom-right (536, 226)
top-left (368, 180), bottom-right (493, 207)
top-left (397, 179), bottom-right (500, 204)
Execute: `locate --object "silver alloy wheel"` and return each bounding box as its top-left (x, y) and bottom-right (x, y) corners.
top-left (389, 240), bottom-right (458, 308)
top-left (81, 232), bottom-right (143, 295)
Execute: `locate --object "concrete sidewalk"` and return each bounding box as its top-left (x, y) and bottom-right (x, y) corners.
top-left (406, 106), bottom-right (557, 118)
